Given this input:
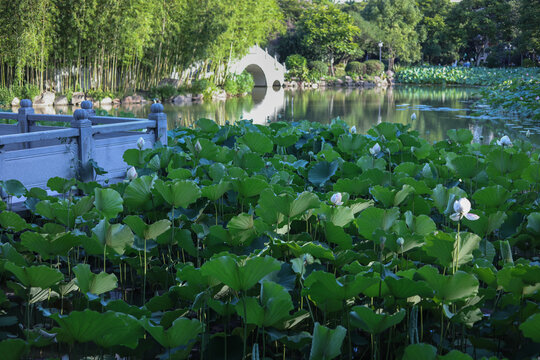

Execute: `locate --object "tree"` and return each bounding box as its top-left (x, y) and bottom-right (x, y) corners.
top-left (519, 0), bottom-right (540, 54)
top-left (416, 0), bottom-right (458, 63)
top-left (297, 4), bottom-right (361, 75)
top-left (446, 0), bottom-right (516, 65)
top-left (362, 0), bottom-right (423, 69)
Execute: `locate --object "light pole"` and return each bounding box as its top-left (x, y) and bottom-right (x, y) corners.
top-left (378, 42), bottom-right (383, 62)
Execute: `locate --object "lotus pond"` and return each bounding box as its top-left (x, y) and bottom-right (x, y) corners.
top-left (1, 119), bottom-right (540, 359)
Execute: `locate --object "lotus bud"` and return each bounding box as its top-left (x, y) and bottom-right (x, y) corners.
top-left (380, 236), bottom-right (386, 250)
top-left (195, 140), bottom-right (202, 153)
top-left (350, 125), bottom-right (357, 134)
top-left (411, 113), bottom-right (417, 121)
top-left (496, 135), bottom-right (512, 147)
top-left (137, 137), bottom-right (145, 150)
top-left (369, 143), bottom-right (381, 156)
top-left (308, 151), bottom-right (314, 157)
top-left (396, 237), bottom-right (404, 247)
top-left (526, 130), bottom-right (531, 138)
top-left (330, 192), bottom-right (343, 206)
top-left (126, 166), bottom-right (138, 180)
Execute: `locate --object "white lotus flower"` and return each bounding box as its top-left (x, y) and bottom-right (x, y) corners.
top-left (396, 237), bottom-right (404, 247)
top-left (450, 198), bottom-right (479, 221)
top-left (411, 113), bottom-right (417, 121)
top-left (369, 143), bottom-right (381, 156)
top-left (496, 135), bottom-right (512, 147)
top-left (195, 140), bottom-right (202, 153)
top-left (126, 166), bottom-right (138, 180)
top-left (350, 125), bottom-right (357, 134)
top-left (330, 192), bottom-right (343, 206)
top-left (137, 137), bottom-right (145, 150)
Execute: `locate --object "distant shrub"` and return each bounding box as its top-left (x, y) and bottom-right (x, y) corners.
top-left (345, 61), bottom-right (366, 76)
top-left (364, 60), bottom-right (384, 75)
top-left (190, 79), bottom-right (212, 94)
top-left (286, 54), bottom-right (308, 80)
top-left (86, 88), bottom-right (114, 102)
top-left (22, 84), bottom-right (40, 100)
top-left (523, 58), bottom-right (538, 68)
top-left (0, 87), bottom-right (14, 105)
top-left (149, 84), bottom-right (177, 101)
top-left (224, 71), bottom-right (254, 96)
top-left (309, 61), bottom-right (328, 78)
top-left (334, 63), bottom-right (346, 77)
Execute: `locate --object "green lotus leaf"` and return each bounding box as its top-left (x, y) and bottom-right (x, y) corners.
top-left (51, 309), bottom-right (143, 349)
top-left (236, 177), bottom-right (269, 198)
top-left (201, 255), bottom-right (281, 291)
top-left (308, 161), bottom-right (339, 187)
top-left (154, 179), bottom-right (201, 209)
top-left (201, 181), bottom-right (231, 201)
top-left (92, 219), bottom-right (134, 255)
top-left (47, 176), bottom-right (76, 194)
top-left (402, 343), bottom-right (437, 360)
top-left (355, 207), bottom-right (400, 241)
top-left (0, 179), bottom-right (26, 197)
top-left (5, 262), bottom-right (63, 288)
top-left (196, 118), bottom-right (220, 133)
top-left (416, 266), bottom-right (479, 303)
top-left (0, 339), bottom-right (28, 360)
top-left (73, 264), bottom-right (117, 296)
top-left (472, 185), bottom-right (510, 209)
top-left (241, 131), bottom-right (273, 154)
top-left (142, 317), bottom-right (202, 349)
top-left (0, 211), bottom-right (28, 232)
top-left (350, 306), bottom-right (405, 334)
top-left (309, 322), bottom-right (347, 360)
top-left (520, 313), bottom-right (540, 343)
top-left (21, 231), bottom-right (80, 260)
top-left (123, 175), bottom-right (154, 211)
top-left (94, 188), bottom-right (123, 219)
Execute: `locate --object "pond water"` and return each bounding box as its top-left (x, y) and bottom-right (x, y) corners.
top-left (12, 85), bottom-right (537, 144)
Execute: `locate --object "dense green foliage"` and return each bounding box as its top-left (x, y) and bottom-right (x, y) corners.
top-left (1, 120), bottom-right (540, 358)
top-left (396, 66), bottom-right (540, 85)
top-left (223, 71), bottom-right (255, 96)
top-left (0, 0), bottom-right (283, 92)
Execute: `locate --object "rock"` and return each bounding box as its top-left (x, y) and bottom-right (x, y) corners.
top-left (335, 79), bottom-right (344, 86)
top-left (319, 80), bottom-right (326, 87)
top-left (112, 98), bottom-right (121, 105)
top-left (192, 94), bottom-right (204, 102)
top-left (34, 91), bottom-right (56, 106)
top-left (11, 97), bottom-right (20, 106)
top-left (100, 97), bottom-right (112, 105)
top-left (212, 89), bottom-right (227, 101)
top-left (345, 76), bottom-right (352, 82)
top-left (122, 96), bottom-right (133, 104)
top-left (173, 95), bottom-right (192, 104)
top-left (386, 70), bottom-right (394, 79)
top-left (71, 92), bottom-right (85, 105)
top-left (311, 83), bottom-right (319, 89)
top-left (54, 95), bottom-right (69, 106)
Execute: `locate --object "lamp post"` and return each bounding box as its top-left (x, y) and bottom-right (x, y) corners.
top-left (378, 42), bottom-right (383, 62)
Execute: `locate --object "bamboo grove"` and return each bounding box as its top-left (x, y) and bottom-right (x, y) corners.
top-left (0, 0), bottom-right (284, 93)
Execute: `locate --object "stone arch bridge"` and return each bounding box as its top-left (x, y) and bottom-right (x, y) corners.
top-left (229, 46), bottom-right (286, 87)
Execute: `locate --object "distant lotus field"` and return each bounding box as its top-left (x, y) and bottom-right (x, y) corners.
top-left (0, 119), bottom-right (540, 359)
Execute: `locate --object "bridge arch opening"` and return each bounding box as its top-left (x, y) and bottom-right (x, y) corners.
top-left (272, 80), bottom-right (281, 88)
top-left (244, 64), bottom-right (267, 87)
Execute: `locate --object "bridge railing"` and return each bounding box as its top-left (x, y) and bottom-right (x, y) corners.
top-left (0, 99), bottom-right (167, 185)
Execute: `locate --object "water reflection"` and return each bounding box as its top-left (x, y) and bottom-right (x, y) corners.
top-left (5, 85), bottom-right (532, 143)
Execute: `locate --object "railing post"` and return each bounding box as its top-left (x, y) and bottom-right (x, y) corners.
top-left (17, 99), bottom-right (34, 149)
top-left (148, 103), bottom-right (167, 146)
top-left (81, 100), bottom-right (96, 118)
top-left (72, 109), bottom-right (94, 182)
